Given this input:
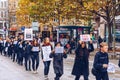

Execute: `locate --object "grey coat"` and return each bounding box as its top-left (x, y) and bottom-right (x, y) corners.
top-left (50, 53), bottom-right (67, 75)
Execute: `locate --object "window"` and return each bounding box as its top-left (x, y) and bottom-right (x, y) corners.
top-left (12, 16), bottom-right (16, 22)
top-left (4, 1), bottom-right (7, 8)
top-left (0, 23), bottom-right (3, 29)
top-left (1, 11), bottom-right (3, 17)
top-left (4, 11), bottom-right (7, 18)
top-left (54, 18), bottom-right (58, 22)
top-left (1, 2), bottom-right (3, 8)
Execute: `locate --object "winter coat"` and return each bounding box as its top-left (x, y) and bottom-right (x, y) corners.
top-left (25, 43), bottom-right (32, 56)
top-left (8, 43), bottom-right (14, 54)
top-left (72, 44), bottom-right (90, 76)
top-left (50, 52), bottom-right (67, 75)
top-left (93, 51), bottom-right (109, 72)
top-left (18, 44), bottom-right (24, 58)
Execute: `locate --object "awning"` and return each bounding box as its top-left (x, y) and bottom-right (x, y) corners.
top-left (58, 25), bottom-right (91, 29)
top-left (9, 25), bottom-right (18, 31)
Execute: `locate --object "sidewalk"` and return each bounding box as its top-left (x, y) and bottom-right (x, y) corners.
top-left (0, 53), bottom-right (120, 80)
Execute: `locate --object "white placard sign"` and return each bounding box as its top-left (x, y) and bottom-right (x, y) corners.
top-left (107, 63), bottom-right (115, 73)
top-left (55, 47), bottom-right (64, 53)
top-left (42, 46), bottom-right (52, 61)
top-left (32, 21), bottom-right (39, 31)
top-left (32, 47), bottom-right (39, 52)
top-left (24, 28), bottom-right (33, 40)
top-left (80, 34), bottom-right (91, 42)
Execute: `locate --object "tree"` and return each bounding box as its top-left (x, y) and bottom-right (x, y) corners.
top-left (17, 0), bottom-right (92, 26)
top-left (16, 0), bottom-right (31, 27)
top-left (76, 0), bottom-right (120, 48)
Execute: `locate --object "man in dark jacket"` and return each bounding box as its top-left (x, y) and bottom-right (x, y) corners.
top-left (24, 41), bottom-right (32, 71)
top-left (93, 42), bottom-right (109, 80)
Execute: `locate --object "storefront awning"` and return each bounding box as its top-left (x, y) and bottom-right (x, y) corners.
top-left (9, 25), bottom-right (18, 31)
top-left (9, 27), bottom-right (17, 31)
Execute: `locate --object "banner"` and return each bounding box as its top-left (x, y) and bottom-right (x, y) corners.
top-left (24, 28), bottom-right (33, 40)
top-left (42, 46), bottom-right (52, 61)
top-left (107, 63), bottom-right (115, 73)
top-left (80, 34), bottom-right (91, 42)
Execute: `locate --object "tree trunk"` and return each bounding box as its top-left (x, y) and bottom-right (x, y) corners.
top-left (107, 22), bottom-right (113, 50)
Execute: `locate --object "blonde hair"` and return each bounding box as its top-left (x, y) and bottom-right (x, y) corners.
top-left (100, 42), bottom-right (108, 47)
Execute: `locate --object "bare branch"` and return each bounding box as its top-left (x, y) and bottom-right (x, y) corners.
top-left (110, 17), bottom-right (114, 24)
top-left (90, 10), bottom-right (107, 20)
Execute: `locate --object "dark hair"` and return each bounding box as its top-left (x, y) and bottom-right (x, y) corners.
top-left (32, 40), bottom-right (39, 46)
top-left (55, 42), bottom-right (62, 46)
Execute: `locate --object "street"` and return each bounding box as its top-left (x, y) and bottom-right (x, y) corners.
top-left (0, 52), bottom-right (120, 80)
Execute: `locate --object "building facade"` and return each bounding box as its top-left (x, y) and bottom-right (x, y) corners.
top-left (8, 0), bottom-right (19, 30)
top-left (8, 0), bottom-right (20, 36)
top-left (0, 0), bottom-right (9, 37)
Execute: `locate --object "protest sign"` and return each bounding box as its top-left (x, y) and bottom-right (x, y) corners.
top-left (80, 34), bottom-right (91, 42)
top-left (107, 63), bottom-right (115, 73)
top-left (55, 47), bottom-right (64, 53)
top-left (42, 46), bottom-right (52, 61)
top-left (24, 28), bottom-right (33, 40)
top-left (32, 47), bottom-right (39, 52)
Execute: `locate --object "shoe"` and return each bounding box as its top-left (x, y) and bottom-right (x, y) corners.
top-left (33, 71), bottom-right (37, 74)
top-left (29, 69), bottom-right (31, 71)
top-left (44, 75), bottom-right (48, 80)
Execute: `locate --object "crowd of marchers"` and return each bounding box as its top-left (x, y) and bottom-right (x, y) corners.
top-left (0, 36), bottom-right (110, 80)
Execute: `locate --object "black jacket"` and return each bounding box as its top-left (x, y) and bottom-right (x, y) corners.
top-left (93, 51), bottom-right (109, 72)
top-left (25, 44), bottom-right (32, 55)
top-left (50, 52), bottom-right (67, 75)
top-left (72, 44), bottom-right (90, 76)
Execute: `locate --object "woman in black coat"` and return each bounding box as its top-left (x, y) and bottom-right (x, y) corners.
top-left (72, 41), bottom-right (94, 80)
top-left (50, 42), bottom-right (67, 80)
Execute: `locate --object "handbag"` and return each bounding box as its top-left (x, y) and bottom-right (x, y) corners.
top-left (91, 67), bottom-right (98, 76)
top-left (88, 43), bottom-right (94, 52)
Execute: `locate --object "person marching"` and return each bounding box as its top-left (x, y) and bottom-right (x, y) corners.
top-left (12, 38), bottom-right (18, 62)
top-left (31, 39), bottom-right (40, 73)
top-left (93, 42), bottom-right (109, 80)
top-left (72, 40), bottom-right (94, 80)
top-left (50, 42), bottom-right (67, 80)
top-left (18, 40), bottom-right (24, 65)
top-left (8, 39), bottom-right (14, 58)
top-left (3, 38), bottom-right (9, 56)
top-left (24, 41), bottom-right (32, 71)
top-left (0, 38), bottom-right (4, 55)
top-left (41, 37), bottom-right (53, 80)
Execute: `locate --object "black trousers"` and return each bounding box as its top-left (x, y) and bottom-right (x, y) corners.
top-left (0, 46), bottom-right (3, 55)
top-left (31, 53), bottom-right (39, 71)
top-left (55, 73), bottom-right (62, 80)
top-left (43, 61), bottom-right (51, 75)
top-left (25, 54), bottom-right (31, 71)
top-left (95, 71), bottom-right (109, 80)
top-left (75, 74), bottom-right (88, 80)
top-left (12, 52), bottom-right (17, 62)
top-left (18, 53), bottom-right (24, 65)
